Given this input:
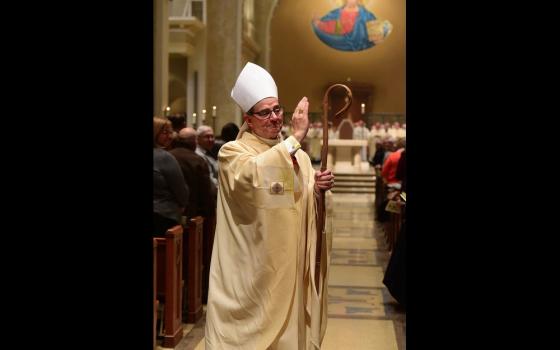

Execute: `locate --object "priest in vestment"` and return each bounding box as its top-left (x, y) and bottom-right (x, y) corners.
top-left (205, 62), bottom-right (334, 349)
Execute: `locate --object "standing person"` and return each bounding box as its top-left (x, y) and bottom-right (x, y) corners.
top-left (371, 138), bottom-right (385, 168)
top-left (393, 121), bottom-right (405, 139)
top-left (210, 122), bottom-right (240, 159)
top-left (169, 126), bottom-right (216, 316)
top-left (353, 119), bottom-right (370, 161)
top-left (381, 138), bottom-right (405, 186)
top-left (205, 62), bottom-right (335, 349)
top-left (308, 121), bottom-right (323, 163)
top-left (167, 113), bottom-right (187, 133)
top-left (162, 114), bottom-right (186, 151)
top-left (395, 147), bottom-right (406, 192)
top-left (367, 121), bottom-right (384, 162)
top-left (195, 125), bottom-right (221, 302)
top-left (383, 146), bottom-right (406, 308)
top-left (169, 127), bottom-right (215, 219)
top-left (153, 117), bottom-right (189, 237)
top-left (196, 125), bottom-right (219, 186)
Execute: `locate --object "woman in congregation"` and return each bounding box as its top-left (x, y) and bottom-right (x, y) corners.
top-left (153, 116), bottom-right (189, 237)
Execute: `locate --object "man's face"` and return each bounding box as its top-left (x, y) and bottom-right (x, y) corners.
top-left (198, 129), bottom-right (215, 151)
top-left (245, 97), bottom-right (284, 140)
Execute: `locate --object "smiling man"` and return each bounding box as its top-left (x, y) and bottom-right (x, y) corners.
top-left (205, 62), bottom-right (334, 349)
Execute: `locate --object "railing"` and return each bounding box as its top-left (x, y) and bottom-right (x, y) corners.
top-left (169, 0), bottom-right (205, 23)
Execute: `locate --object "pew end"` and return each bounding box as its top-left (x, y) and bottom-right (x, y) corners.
top-left (154, 225), bottom-right (184, 348)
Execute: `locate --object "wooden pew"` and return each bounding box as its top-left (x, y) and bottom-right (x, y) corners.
top-left (184, 216), bottom-right (203, 323)
top-left (155, 225), bottom-right (183, 348)
top-left (202, 213), bottom-right (216, 303)
top-left (374, 167), bottom-right (386, 220)
top-left (153, 239), bottom-right (158, 350)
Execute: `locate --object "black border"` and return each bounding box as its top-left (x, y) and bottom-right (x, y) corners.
top-left (7, 2), bottom-right (154, 348)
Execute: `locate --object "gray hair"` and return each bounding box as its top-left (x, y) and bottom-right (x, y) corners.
top-left (196, 125), bottom-right (213, 136)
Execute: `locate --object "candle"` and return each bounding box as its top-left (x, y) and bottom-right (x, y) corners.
top-left (192, 112), bottom-right (197, 124)
top-left (164, 106), bottom-right (170, 116)
top-left (360, 103), bottom-right (365, 115)
top-left (212, 105), bottom-right (217, 117)
top-left (202, 109), bottom-right (206, 122)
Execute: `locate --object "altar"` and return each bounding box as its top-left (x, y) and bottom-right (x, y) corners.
top-left (321, 139), bottom-right (369, 173)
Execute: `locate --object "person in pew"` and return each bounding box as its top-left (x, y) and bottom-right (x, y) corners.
top-left (210, 122), bottom-right (240, 160)
top-left (381, 137), bottom-right (405, 187)
top-left (381, 135), bottom-right (396, 166)
top-left (196, 125), bottom-right (219, 187)
top-left (170, 127), bottom-right (217, 318)
top-left (168, 113), bottom-right (187, 133)
top-left (395, 147), bottom-right (406, 192)
top-left (195, 125), bottom-right (221, 303)
top-left (371, 137), bottom-right (385, 168)
top-left (205, 62), bottom-right (335, 349)
top-left (383, 145), bottom-right (406, 307)
top-left (169, 127), bottom-right (216, 219)
top-left (377, 137), bottom-right (403, 223)
top-left (153, 117), bottom-right (190, 237)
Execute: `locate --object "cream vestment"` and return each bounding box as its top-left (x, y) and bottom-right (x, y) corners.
top-left (205, 131), bottom-right (331, 349)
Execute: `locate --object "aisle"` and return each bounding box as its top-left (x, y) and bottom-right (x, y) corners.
top-left (321, 193), bottom-right (405, 350)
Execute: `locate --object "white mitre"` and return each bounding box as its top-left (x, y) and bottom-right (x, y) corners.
top-left (231, 62), bottom-right (278, 113)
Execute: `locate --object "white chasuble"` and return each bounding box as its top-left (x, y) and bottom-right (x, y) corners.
top-left (205, 131), bottom-right (331, 349)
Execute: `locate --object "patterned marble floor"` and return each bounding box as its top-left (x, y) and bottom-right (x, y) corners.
top-left (158, 192), bottom-right (406, 350)
top-left (322, 193), bottom-right (405, 350)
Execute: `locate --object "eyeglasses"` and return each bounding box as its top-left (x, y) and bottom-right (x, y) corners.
top-left (250, 105), bottom-right (284, 120)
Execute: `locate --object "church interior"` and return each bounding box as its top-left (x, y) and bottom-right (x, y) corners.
top-left (154, 0), bottom-right (405, 349)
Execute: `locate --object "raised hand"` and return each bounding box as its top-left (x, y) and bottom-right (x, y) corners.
top-left (291, 97), bottom-right (309, 143)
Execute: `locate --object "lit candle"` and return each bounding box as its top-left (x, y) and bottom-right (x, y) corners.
top-left (192, 113), bottom-right (197, 124)
top-left (202, 109), bottom-right (206, 122)
top-left (360, 103), bottom-right (365, 115)
top-left (164, 106), bottom-right (170, 116)
top-left (212, 106), bottom-right (217, 117)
